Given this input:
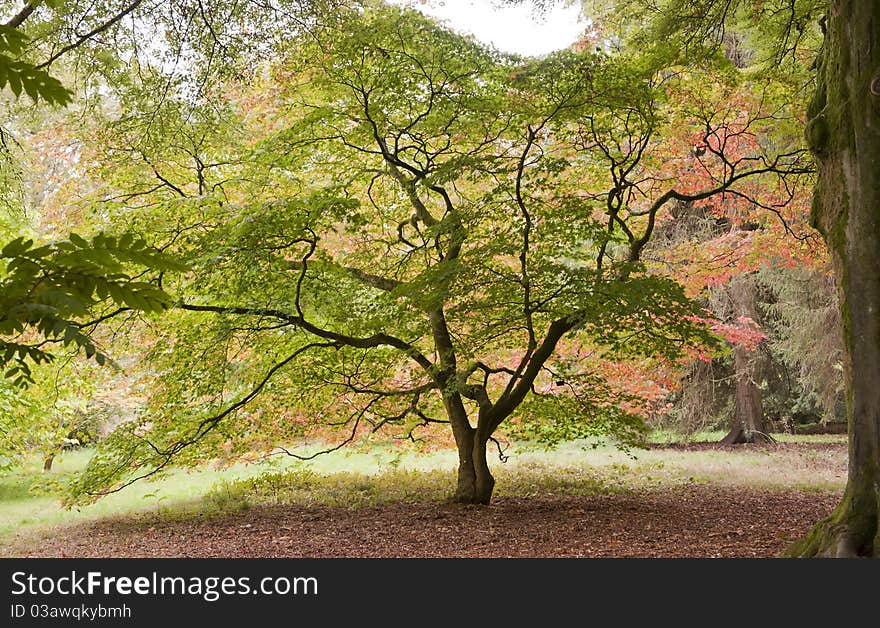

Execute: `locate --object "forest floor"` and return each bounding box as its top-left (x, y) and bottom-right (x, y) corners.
top-left (2, 439), bottom-right (845, 558)
top-left (7, 485), bottom-right (836, 558)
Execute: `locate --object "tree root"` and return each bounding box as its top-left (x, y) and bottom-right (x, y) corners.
top-left (786, 490), bottom-right (878, 557)
top-left (721, 428), bottom-right (776, 445)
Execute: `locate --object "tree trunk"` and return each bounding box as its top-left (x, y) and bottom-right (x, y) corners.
top-left (789, 0), bottom-right (880, 556)
top-left (471, 433), bottom-right (494, 505)
top-left (452, 421), bottom-right (477, 503)
top-left (429, 306), bottom-right (496, 505)
top-left (473, 411), bottom-right (495, 505)
top-left (721, 274), bottom-right (773, 444)
top-left (43, 454), bottom-right (54, 472)
top-left (445, 396), bottom-right (494, 505)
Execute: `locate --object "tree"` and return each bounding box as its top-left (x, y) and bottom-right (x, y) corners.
top-left (616, 55), bottom-right (822, 443)
top-left (759, 262), bottom-right (844, 428)
top-left (662, 260), bottom-right (844, 438)
top-left (790, 0), bottom-right (880, 557)
top-left (62, 4), bottom-right (809, 505)
top-left (720, 271), bottom-right (771, 443)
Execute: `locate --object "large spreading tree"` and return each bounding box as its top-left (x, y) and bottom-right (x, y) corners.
top-left (62, 3), bottom-right (807, 505)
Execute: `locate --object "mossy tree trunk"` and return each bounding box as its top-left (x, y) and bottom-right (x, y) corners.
top-left (789, 0), bottom-right (880, 557)
top-left (722, 274), bottom-right (772, 445)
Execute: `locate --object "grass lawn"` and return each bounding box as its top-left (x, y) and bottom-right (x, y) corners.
top-left (0, 433), bottom-right (847, 552)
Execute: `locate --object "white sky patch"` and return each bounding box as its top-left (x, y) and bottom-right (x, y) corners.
top-left (389, 0), bottom-right (588, 57)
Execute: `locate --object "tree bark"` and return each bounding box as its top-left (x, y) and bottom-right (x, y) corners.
top-left (789, 0), bottom-right (880, 556)
top-left (452, 427), bottom-right (478, 503)
top-left (429, 306), bottom-right (496, 505)
top-left (471, 433), bottom-right (494, 505)
top-left (473, 410), bottom-right (496, 505)
top-left (444, 394), bottom-right (494, 504)
top-left (449, 425), bottom-right (494, 505)
top-left (721, 274), bottom-right (773, 444)
top-left (444, 394), bottom-right (475, 503)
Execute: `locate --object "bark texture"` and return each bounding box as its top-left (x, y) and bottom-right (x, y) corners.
top-left (432, 309), bottom-right (496, 505)
top-left (721, 274), bottom-right (773, 445)
top-left (789, 0), bottom-right (880, 556)
top-left (449, 418), bottom-right (494, 505)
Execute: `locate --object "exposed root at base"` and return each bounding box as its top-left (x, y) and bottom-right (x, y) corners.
top-left (786, 499), bottom-right (878, 557)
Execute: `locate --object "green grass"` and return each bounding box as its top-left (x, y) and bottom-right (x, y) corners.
top-left (0, 434), bottom-right (847, 551)
top-left (0, 445), bottom-right (460, 542)
top-left (203, 462), bottom-right (621, 512)
top-left (645, 429), bottom-right (846, 444)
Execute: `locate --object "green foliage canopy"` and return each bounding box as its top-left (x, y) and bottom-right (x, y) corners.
top-left (63, 3), bottom-right (813, 502)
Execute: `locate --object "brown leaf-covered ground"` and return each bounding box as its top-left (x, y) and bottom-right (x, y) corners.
top-left (7, 485), bottom-right (838, 558)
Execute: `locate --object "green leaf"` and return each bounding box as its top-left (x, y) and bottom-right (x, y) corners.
top-left (63, 325), bottom-right (79, 344)
top-left (2, 237), bottom-right (32, 257)
top-left (69, 233), bottom-right (90, 249)
top-left (22, 78), bottom-right (38, 102)
top-left (0, 27), bottom-right (29, 56)
top-left (7, 70), bottom-right (21, 97)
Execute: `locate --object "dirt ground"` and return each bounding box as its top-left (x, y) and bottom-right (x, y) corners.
top-left (6, 485), bottom-right (838, 558)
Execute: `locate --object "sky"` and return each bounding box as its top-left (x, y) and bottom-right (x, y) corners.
top-left (388, 1), bottom-right (588, 57)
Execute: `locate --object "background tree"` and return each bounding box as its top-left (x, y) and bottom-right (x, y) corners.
top-left (759, 263), bottom-right (844, 429)
top-left (719, 272), bottom-right (768, 443)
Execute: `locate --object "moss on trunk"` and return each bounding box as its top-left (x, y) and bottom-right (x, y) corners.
top-left (790, 0), bottom-right (880, 557)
